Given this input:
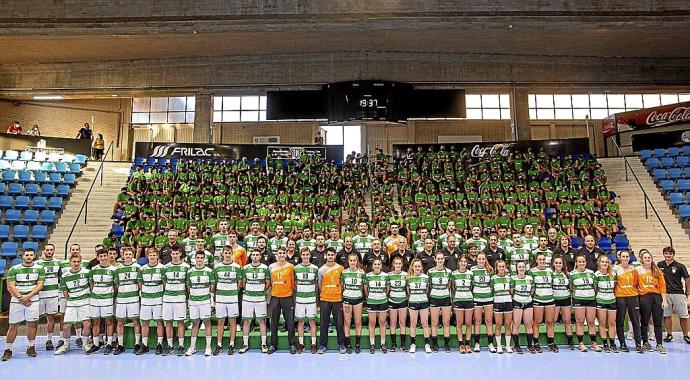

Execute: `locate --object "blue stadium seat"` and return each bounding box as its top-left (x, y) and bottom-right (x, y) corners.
top-left (4, 209), bottom-right (20, 223)
top-left (26, 161), bottom-right (42, 172)
top-left (1, 170), bottom-right (16, 182)
top-left (41, 183), bottom-right (55, 196)
top-left (0, 259), bottom-right (5, 276)
top-left (33, 151), bottom-right (47, 162)
top-left (653, 148), bottom-right (666, 157)
top-left (614, 235), bottom-right (630, 250)
top-left (39, 210), bottom-right (55, 224)
top-left (74, 154), bottom-right (88, 165)
top-left (0, 195), bottom-right (12, 208)
top-left (669, 192), bottom-right (685, 206)
top-left (31, 225), bottom-right (47, 240)
top-left (48, 197), bottom-right (62, 210)
top-left (1, 241), bottom-right (19, 258)
top-left (661, 157), bottom-right (675, 168)
top-left (668, 147), bottom-right (680, 157)
top-left (659, 180), bottom-right (675, 192)
top-left (639, 150), bottom-right (653, 161)
top-left (17, 170), bottom-right (32, 183)
top-left (112, 225), bottom-right (124, 238)
top-left (134, 157), bottom-right (145, 166)
top-left (63, 173), bottom-right (76, 185)
top-left (676, 156), bottom-right (689, 167)
top-left (0, 182), bottom-right (4, 194)
top-left (0, 160), bottom-right (9, 170)
top-left (19, 151), bottom-right (33, 161)
top-left (3, 150), bottom-right (19, 160)
top-left (14, 196), bottom-right (30, 209)
top-left (0, 224), bottom-right (8, 240)
top-left (56, 184), bottom-right (70, 197)
top-left (7, 182), bottom-right (23, 195)
top-left (12, 225), bottom-right (29, 240)
top-left (22, 241), bottom-right (39, 253)
top-left (598, 236), bottom-right (612, 252)
top-left (645, 158), bottom-right (660, 169)
top-left (33, 171), bottom-right (47, 183)
top-left (683, 146), bottom-right (690, 156)
top-left (571, 237), bottom-right (582, 250)
top-left (21, 210), bottom-right (38, 224)
top-left (680, 205), bottom-right (690, 220)
top-left (25, 183), bottom-right (39, 196)
top-left (41, 162), bottom-right (55, 172)
top-left (69, 163), bottom-right (81, 174)
top-left (137, 257), bottom-right (149, 266)
top-left (31, 196), bottom-right (47, 209)
top-left (49, 173), bottom-right (62, 184)
top-left (653, 168), bottom-right (668, 180)
top-left (10, 160), bottom-right (25, 171)
top-left (677, 179), bottom-right (690, 192)
top-left (669, 168), bottom-right (683, 179)
top-left (146, 157), bottom-right (157, 166)
top-left (47, 152), bottom-right (61, 163)
top-left (10, 258), bottom-right (22, 266)
top-left (55, 162), bottom-right (68, 174)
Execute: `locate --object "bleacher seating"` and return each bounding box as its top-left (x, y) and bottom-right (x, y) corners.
top-left (641, 145), bottom-right (690, 226)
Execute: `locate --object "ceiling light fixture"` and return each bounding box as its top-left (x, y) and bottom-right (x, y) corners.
top-left (33, 95), bottom-right (64, 100)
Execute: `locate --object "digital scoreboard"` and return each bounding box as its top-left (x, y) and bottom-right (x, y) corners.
top-left (324, 81), bottom-right (412, 123)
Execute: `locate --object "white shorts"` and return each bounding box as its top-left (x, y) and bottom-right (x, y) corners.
top-left (64, 304), bottom-right (90, 324)
top-left (9, 301), bottom-right (40, 324)
top-left (40, 297), bottom-right (59, 316)
top-left (215, 303), bottom-right (239, 319)
top-left (162, 303), bottom-right (187, 321)
top-left (241, 300), bottom-right (267, 320)
top-left (295, 303), bottom-right (317, 320)
top-left (90, 304), bottom-right (114, 319)
top-left (115, 302), bottom-right (140, 320)
top-left (664, 294), bottom-right (689, 318)
top-left (189, 303), bottom-right (212, 321)
top-left (58, 297), bottom-right (67, 313)
top-left (140, 304), bottom-right (163, 321)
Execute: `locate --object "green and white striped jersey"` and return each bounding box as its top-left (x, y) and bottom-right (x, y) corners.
top-left (498, 238), bottom-right (513, 252)
top-left (294, 263), bottom-right (319, 304)
top-left (180, 237), bottom-right (198, 257)
top-left (365, 272), bottom-right (388, 305)
top-left (352, 234), bottom-right (375, 256)
top-left (464, 237), bottom-right (488, 252)
top-left (471, 266), bottom-right (493, 302)
top-left (243, 233), bottom-right (267, 252)
top-left (60, 268), bottom-right (90, 307)
top-left (213, 262), bottom-right (242, 304)
top-left (532, 248), bottom-right (554, 266)
top-left (211, 233), bottom-right (230, 258)
top-left (186, 249), bottom-right (215, 268)
top-left (36, 258), bottom-right (60, 299)
top-left (114, 263), bottom-right (141, 304)
top-left (552, 271), bottom-right (571, 300)
top-left (569, 269), bottom-right (596, 300)
top-left (296, 238), bottom-right (317, 252)
top-left (451, 270), bottom-right (473, 302)
top-left (140, 263), bottom-right (165, 306)
top-left (428, 267), bottom-right (451, 299)
top-left (521, 236), bottom-right (539, 251)
top-left (506, 246), bottom-right (532, 274)
top-left (163, 261), bottom-right (189, 303)
top-left (325, 239), bottom-right (344, 251)
top-left (408, 274), bottom-right (429, 304)
top-left (594, 271), bottom-right (616, 304)
top-left (529, 266), bottom-right (554, 303)
top-left (89, 264), bottom-right (117, 307)
top-left (437, 233), bottom-right (462, 249)
top-left (411, 239), bottom-right (426, 254)
top-left (6, 262), bottom-right (45, 302)
top-left (268, 236), bottom-right (289, 253)
top-left (241, 263), bottom-right (270, 303)
top-left (490, 274), bottom-right (512, 303)
top-left (511, 275), bottom-right (533, 304)
top-left (186, 266), bottom-right (216, 305)
top-left (59, 259), bottom-right (88, 276)
top-left (387, 272), bottom-right (408, 304)
top-left (342, 268), bottom-right (365, 301)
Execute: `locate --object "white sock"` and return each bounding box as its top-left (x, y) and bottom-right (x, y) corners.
top-left (178, 337), bottom-right (184, 346)
top-left (107, 336), bottom-right (113, 346)
top-left (190, 337), bottom-right (197, 349)
top-left (94, 339), bottom-right (100, 347)
top-left (506, 335), bottom-right (512, 347)
top-left (243, 336), bottom-right (249, 346)
top-left (381, 336), bottom-right (385, 345)
top-left (113, 333), bottom-right (119, 342)
top-left (157, 337), bottom-right (163, 345)
top-left (47, 333), bottom-right (53, 341)
top-left (261, 335), bottom-right (267, 345)
top-left (75, 328), bottom-right (82, 337)
top-left (60, 331), bottom-right (65, 340)
top-left (167, 338), bottom-right (173, 347)
top-left (82, 335), bottom-right (89, 345)
top-left (205, 335), bottom-right (212, 349)
top-left (496, 335), bottom-right (502, 347)
top-left (99, 334), bottom-right (105, 343)
top-left (370, 336), bottom-right (376, 345)
top-left (142, 339), bottom-right (148, 348)
top-left (6, 343), bottom-right (13, 350)
top-left (299, 336), bottom-right (304, 345)
top-left (134, 334), bottom-right (141, 344)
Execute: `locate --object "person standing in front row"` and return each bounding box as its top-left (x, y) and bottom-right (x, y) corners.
top-left (657, 246), bottom-right (690, 344)
top-left (317, 248), bottom-right (346, 354)
top-left (268, 247), bottom-right (296, 354)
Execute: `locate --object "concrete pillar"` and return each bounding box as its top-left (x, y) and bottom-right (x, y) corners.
top-left (193, 92), bottom-right (213, 143)
top-left (513, 90), bottom-right (531, 141)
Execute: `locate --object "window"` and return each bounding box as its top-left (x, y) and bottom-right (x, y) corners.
top-left (464, 94), bottom-right (511, 120)
top-left (131, 97), bottom-right (195, 124)
top-left (528, 93), bottom-right (690, 120)
top-left (213, 96), bottom-right (267, 122)
top-left (321, 125), bottom-right (361, 155)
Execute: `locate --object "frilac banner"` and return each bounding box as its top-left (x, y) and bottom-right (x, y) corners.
top-left (135, 142), bottom-right (343, 161)
top-left (602, 101), bottom-right (690, 138)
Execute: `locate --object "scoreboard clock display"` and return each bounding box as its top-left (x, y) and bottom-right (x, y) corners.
top-left (324, 81), bottom-right (412, 122)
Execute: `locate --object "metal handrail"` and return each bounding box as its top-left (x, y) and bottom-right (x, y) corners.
top-left (611, 140), bottom-right (673, 248)
top-left (63, 141), bottom-right (114, 259)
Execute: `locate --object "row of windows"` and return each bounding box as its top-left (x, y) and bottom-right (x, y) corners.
top-left (131, 97), bottom-right (196, 124)
top-left (465, 94), bottom-right (511, 120)
top-left (528, 93), bottom-right (690, 120)
top-left (213, 96), bottom-right (267, 123)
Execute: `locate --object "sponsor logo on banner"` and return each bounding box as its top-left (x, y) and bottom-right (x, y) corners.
top-left (602, 101), bottom-right (690, 138)
top-left (267, 146), bottom-right (326, 159)
top-left (149, 144), bottom-right (216, 158)
top-left (470, 143), bottom-right (514, 158)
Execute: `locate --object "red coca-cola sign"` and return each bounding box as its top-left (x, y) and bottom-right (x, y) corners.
top-left (602, 101), bottom-right (690, 138)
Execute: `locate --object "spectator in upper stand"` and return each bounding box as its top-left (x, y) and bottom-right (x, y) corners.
top-left (77, 122), bottom-right (93, 140)
top-left (27, 124), bottom-right (41, 136)
top-left (314, 131), bottom-right (324, 145)
top-left (576, 234), bottom-right (604, 271)
top-left (93, 134), bottom-right (105, 160)
top-left (6, 120), bottom-right (22, 134)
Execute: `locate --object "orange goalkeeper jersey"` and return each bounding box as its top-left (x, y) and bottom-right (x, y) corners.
top-left (269, 262), bottom-right (295, 297)
top-left (318, 264), bottom-right (344, 302)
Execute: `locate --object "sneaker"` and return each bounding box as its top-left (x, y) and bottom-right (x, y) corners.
top-left (619, 343), bottom-right (629, 353)
top-left (459, 345), bottom-right (466, 354)
top-left (514, 345), bottom-right (523, 354)
top-left (354, 345), bottom-right (361, 354)
top-left (103, 344), bottom-right (113, 355)
top-left (339, 345), bottom-right (347, 354)
top-left (401, 344), bottom-right (407, 352)
top-left (568, 343), bottom-right (575, 351)
top-left (76, 338), bottom-right (83, 349)
top-left (663, 334), bottom-right (673, 343)
top-left (56, 340), bottom-right (65, 349)
top-left (204, 347), bottom-right (212, 356)
top-left (162, 346), bottom-right (173, 356)
top-left (534, 343), bottom-right (543, 353)
top-left (649, 332), bottom-right (655, 341)
top-left (134, 344), bottom-right (141, 353)
top-left (46, 340), bottom-right (54, 351)
top-left (261, 345), bottom-right (269, 354)
top-left (610, 343), bottom-right (619, 353)
top-left (444, 344), bottom-right (450, 353)
top-left (579, 343), bottom-right (588, 352)
top-left (602, 343), bottom-right (610, 353)
top-left (591, 343), bottom-right (602, 352)
top-left (424, 343), bottom-right (432, 353)
top-left (155, 344), bottom-right (163, 355)
top-left (657, 344), bottom-right (666, 354)
top-left (381, 345), bottom-right (387, 354)
top-left (465, 345), bottom-right (472, 354)
top-left (185, 347), bottom-right (197, 356)
top-left (317, 346), bottom-right (327, 354)
top-left (26, 346), bottom-right (37, 358)
top-left (684, 336), bottom-right (690, 344)
top-left (506, 345), bottom-right (514, 354)
top-left (114, 345), bottom-right (125, 355)
top-left (86, 345), bottom-right (101, 355)
top-left (496, 345), bottom-right (504, 354)
top-left (643, 342), bottom-right (653, 352)
top-left (432, 341), bottom-right (439, 352)
top-left (369, 345), bottom-right (375, 354)
top-left (212, 346), bottom-right (223, 356)
top-left (134, 345), bottom-right (147, 356)
top-left (54, 345), bottom-right (70, 355)
top-left (473, 343), bottom-right (480, 352)
top-left (635, 344), bottom-right (645, 354)
top-left (290, 345), bottom-right (297, 354)
top-left (345, 345), bottom-right (352, 354)
top-left (228, 346), bottom-right (235, 355)
top-left (547, 343), bottom-right (559, 353)
top-left (267, 346), bottom-right (276, 354)
top-left (390, 344), bottom-right (397, 352)
top-left (311, 344), bottom-right (318, 354)
top-left (528, 345), bottom-right (537, 354)
top-left (1, 349), bottom-right (12, 361)
top-left (238, 345), bottom-right (249, 354)
top-left (488, 343), bottom-right (496, 353)
top-left (176, 346), bottom-right (186, 356)
top-left (626, 332), bottom-right (634, 340)
top-left (409, 343), bottom-right (416, 353)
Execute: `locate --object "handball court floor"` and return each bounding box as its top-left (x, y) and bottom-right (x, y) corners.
top-left (1, 334), bottom-right (689, 380)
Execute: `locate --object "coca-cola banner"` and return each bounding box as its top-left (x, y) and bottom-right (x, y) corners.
top-left (392, 138), bottom-right (590, 160)
top-left (602, 101), bottom-right (690, 138)
top-left (135, 142), bottom-right (343, 161)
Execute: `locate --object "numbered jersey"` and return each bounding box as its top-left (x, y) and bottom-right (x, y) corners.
top-left (294, 263), bottom-right (319, 304)
top-left (186, 266), bottom-right (216, 305)
top-left (471, 266), bottom-right (493, 302)
top-left (507, 246), bottom-right (532, 274)
top-left (140, 263), bottom-right (165, 306)
top-left (36, 258), bottom-right (60, 299)
top-left (243, 233), bottom-right (266, 252)
top-left (325, 239), bottom-right (344, 251)
top-left (465, 237), bottom-right (488, 252)
top-left (211, 233), bottom-right (230, 258)
top-left (342, 268), bottom-right (365, 301)
top-left (114, 263), bottom-right (141, 304)
top-left (408, 274), bottom-right (429, 303)
top-left (521, 236), bottom-right (539, 251)
top-left (490, 274), bottom-right (512, 303)
top-left (569, 269), bottom-right (596, 300)
top-left (529, 267), bottom-right (554, 303)
top-left (594, 271), bottom-right (616, 304)
top-left (552, 271), bottom-right (571, 300)
top-left (428, 267), bottom-right (452, 299)
top-left (6, 263), bottom-right (45, 303)
top-left (213, 262), bottom-right (241, 304)
top-left (352, 234), bottom-right (375, 257)
top-left (89, 265), bottom-right (117, 307)
top-left (269, 236), bottom-right (289, 253)
top-left (451, 270), bottom-right (473, 302)
top-left (242, 263), bottom-right (270, 303)
top-left (365, 272), bottom-right (388, 305)
top-left (532, 248), bottom-right (554, 266)
top-left (511, 275), bottom-right (534, 303)
top-left (387, 272), bottom-right (408, 304)
top-left (163, 262), bottom-right (190, 303)
top-left (60, 268), bottom-right (90, 307)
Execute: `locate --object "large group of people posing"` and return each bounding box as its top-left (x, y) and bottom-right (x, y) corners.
top-left (3, 220), bottom-right (689, 362)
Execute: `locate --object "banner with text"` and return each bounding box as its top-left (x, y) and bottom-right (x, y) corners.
top-left (602, 101), bottom-right (690, 138)
top-left (135, 142), bottom-right (342, 161)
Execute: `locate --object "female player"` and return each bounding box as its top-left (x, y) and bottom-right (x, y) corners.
top-left (613, 250), bottom-right (642, 352)
top-left (637, 250), bottom-right (667, 354)
top-left (407, 259), bottom-right (432, 353)
top-left (451, 255), bottom-right (474, 354)
top-left (491, 260), bottom-right (512, 354)
top-left (342, 253), bottom-right (365, 353)
top-left (530, 253), bottom-right (555, 352)
top-left (570, 255), bottom-right (599, 352)
top-left (552, 255), bottom-right (573, 351)
top-left (428, 252), bottom-right (452, 352)
top-left (387, 256), bottom-right (409, 352)
top-left (364, 258), bottom-right (389, 353)
top-left (511, 261), bottom-right (535, 354)
top-left (472, 252), bottom-right (495, 352)
top-left (594, 255), bottom-right (617, 352)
